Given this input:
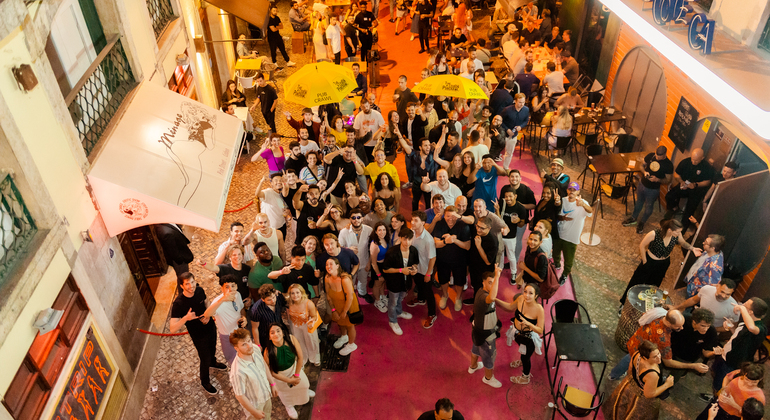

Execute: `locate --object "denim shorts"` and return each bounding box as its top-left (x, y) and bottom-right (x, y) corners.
top-left (471, 339), bottom-right (496, 369)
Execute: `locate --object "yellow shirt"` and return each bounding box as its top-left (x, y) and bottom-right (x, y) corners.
top-left (365, 162), bottom-right (401, 187)
top-left (330, 128), bottom-right (347, 148)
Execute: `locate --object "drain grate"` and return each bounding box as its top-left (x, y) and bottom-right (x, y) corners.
top-left (320, 334), bottom-right (350, 372)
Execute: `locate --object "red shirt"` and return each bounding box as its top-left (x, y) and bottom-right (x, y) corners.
top-left (627, 318), bottom-right (673, 360)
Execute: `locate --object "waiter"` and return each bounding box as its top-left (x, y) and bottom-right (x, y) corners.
top-left (354, 1), bottom-right (378, 61)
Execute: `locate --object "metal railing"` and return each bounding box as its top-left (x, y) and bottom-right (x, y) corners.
top-left (65, 36), bottom-right (137, 157)
top-left (0, 174), bottom-right (37, 282)
top-left (147, 0), bottom-right (176, 39)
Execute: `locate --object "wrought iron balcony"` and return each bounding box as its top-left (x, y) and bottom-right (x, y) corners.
top-left (65, 36), bottom-right (137, 157)
top-left (0, 174), bottom-right (37, 282)
top-left (147, 0), bottom-right (176, 39)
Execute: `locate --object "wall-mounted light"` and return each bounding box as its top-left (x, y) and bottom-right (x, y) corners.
top-left (194, 35), bottom-right (205, 51)
top-left (176, 53), bottom-right (190, 66)
top-left (12, 64), bottom-right (38, 92)
top-left (81, 230), bottom-right (93, 243)
top-left (33, 308), bottom-right (64, 334)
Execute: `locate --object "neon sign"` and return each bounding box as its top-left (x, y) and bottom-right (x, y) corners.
top-left (649, 0), bottom-right (715, 54)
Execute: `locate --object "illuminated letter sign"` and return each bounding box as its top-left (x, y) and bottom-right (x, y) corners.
top-left (650, 0), bottom-right (714, 54)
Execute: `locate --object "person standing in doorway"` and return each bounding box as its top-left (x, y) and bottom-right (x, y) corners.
top-left (267, 6), bottom-right (297, 68)
top-left (353, 1), bottom-right (378, 61)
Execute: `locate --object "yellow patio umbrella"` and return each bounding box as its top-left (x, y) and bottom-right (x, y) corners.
top-left (282, 62), bottom-right (357, 106)
top-left (412, 74), bottom-right (489, 100)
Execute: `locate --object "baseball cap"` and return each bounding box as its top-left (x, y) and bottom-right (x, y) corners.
top-left (551, 158), bottom-right (564, 167)
top-left (568, 181), bottom-right (580, 191)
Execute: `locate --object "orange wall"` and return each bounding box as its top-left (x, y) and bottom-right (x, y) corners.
top-left (603, 24), bottom-right (765, 299)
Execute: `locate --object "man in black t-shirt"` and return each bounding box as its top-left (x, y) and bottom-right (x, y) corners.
top-left (323, 142), bottom-right (365, 203)
top-left (284, 141), bottom-right (308, 174)
top-left (316, 234), bottom-right (360, 277)
top-left (449, 27), bottom-right (469, 49)
top-left (281, 169), bottom-right (301, 217)
top-left (433, 206), bottom-right (472, 312)
top-left (469, 268), bottom-right (504, 389)
top-left (170, 273), bottom-right (227, 395)
top-left (499, 188), bottom-right (527, 282)
top-left (665, 148), bottom-right (714, 234)
top-left (251, 72), bottom-right (278, 133)
top-left (711, 298), bottom-right (768, 393)
top-left (344, 15), bottom-right (359, 58)
top-left (670, 308), bottom-right (719, 383)
top-left (623, 145), bottom-right (674, 234)
top-left (500, 169), bottom-right (536, 260)
top-left (270, 246), bottom-right (319, 297)
top-left (468, 216), bottom-right (499, 301)
top-left (416, 0), bottom-right (434, 53)
top-left (266, 6), bottom-right (295, 67)
top-left (353, 1), bottom-right (377, 61)
top-left (417, 398), bottom-right (465, 420)
top-left (293, 184), bottom-right (326, 241)
top-left (215, 262), bottom-right (251, 305)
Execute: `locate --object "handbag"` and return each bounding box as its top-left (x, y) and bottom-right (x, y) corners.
top-left (341, 278), bottom-right (364, 325)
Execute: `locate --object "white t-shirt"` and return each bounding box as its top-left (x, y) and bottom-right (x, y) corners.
top-left (462, 143), bottom-right (490, 164)
top-left (353, 109), bottom-right (385, 139)
top-left (557, 198), bottom-right (591, 244)
top-left (411, 228), bottom-right (437, 275)
top-left (698, 285), bottom-right (739, 328)
top-left (339, 224), bottom-right (373, 266)
top-left (218, 241), bottom-right (255, 263)
top-left (259, 188), bottom-right (287, 229)
top-left (426, 181), bottom-right (462, 207)
top-left (300, 140), bottom-right (320, 155)
top-left (212, 292), bottom-right (245, 334)
top-left (460, 58), bottom-right (484, 74)
top-left (543, 71), bottom-right (565, 93)
top-left (326, 24), bottom-right (342, 52)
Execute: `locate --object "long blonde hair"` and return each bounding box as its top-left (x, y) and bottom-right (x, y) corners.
top-left (286, 283), bottom-right (309, 304)
top-left (553, 105), bottom-right (572, 131)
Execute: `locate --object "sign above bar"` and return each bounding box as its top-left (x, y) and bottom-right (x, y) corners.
top-left (648, 0), bottom-right (715, 54)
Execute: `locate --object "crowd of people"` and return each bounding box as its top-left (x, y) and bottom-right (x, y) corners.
top-left (162, 1), bottom-right (769, 419)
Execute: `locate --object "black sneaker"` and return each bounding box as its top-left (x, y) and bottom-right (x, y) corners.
top-left (406, 299), bottom-right (426, 307)
top-left (622, 217), bottom-right (637, 227)
top-left (202, 383), bottom-right (218, 395)
top-left (698, 393), bottom-right (713, 403)
top-left (363, 294), bottom-right (375, 304)
top-left (462, 298), bottom-right (474, 306)
top-left (636, 222), bottom-right (645, 234)
top-left (211, 362), bottom-right (228, 371)
top-left (558, 273), bottom-right (567, 285)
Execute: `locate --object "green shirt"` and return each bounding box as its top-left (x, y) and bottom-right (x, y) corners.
top-left (248, 257), bottom-right (284, 290)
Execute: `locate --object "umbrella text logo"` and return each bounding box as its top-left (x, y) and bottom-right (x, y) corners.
top-left (315, 92), bottom-right (333, 104)
top-left (119, 198), bottom-right (149, 221)
top-left (293, 85), bottom-right (308, 98)
top-left (442, 82), bottom-right (460, 92)
top-left (333, 79), bottom-right (349, 92)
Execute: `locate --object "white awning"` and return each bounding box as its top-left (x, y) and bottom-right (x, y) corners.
top-left (88, 82), bottom-right (243, 237)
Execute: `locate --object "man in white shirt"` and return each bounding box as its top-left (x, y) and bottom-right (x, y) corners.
top-left (325, 14), bottom-right (342, 64)
top-left (554, 182), bottom-right (593, 285)
top-left (229, 328), bottom-right (278, 420)
top-left (461, 129), bottom-right (490, 163)
top-left (460, 60), bottom-right (476, 81)
top-left (203, 275), bottom-right (247, 363)
top-left (543, 61), bottom-right (565, 94)
top-left (214, 222), bottom-right (256, 265)
top-left (255, 174), bottom-right (289, 240)
top-left (407, 211), bottom-right (438, 328)
top-left (513, 49), bottom-right (533, 76)
top-left (420, 169), bottom-right (462, 207)
top-left (339, 208), bottom-right (374, 298)
top-left (460, 48), bottom-right (484, 75)
top-left (672, 279), bottom-right (739, 334)
top-left (312, 0), bottom-right (329, 16)
top-left (353, 99), bottom-right (385, 139)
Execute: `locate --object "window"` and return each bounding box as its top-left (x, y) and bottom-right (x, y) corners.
top-left (758, 15), bottom-right (770, 53)
top-left (692, 0), bottom-right (713, 12)
top-left (2, 276), bottom-right (89, 420)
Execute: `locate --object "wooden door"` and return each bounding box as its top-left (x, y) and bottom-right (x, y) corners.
top-left (118, 229), bottom-right (157, 316)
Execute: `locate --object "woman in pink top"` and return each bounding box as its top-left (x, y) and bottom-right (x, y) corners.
top-left (697, 362), bottom-right (765, 420)
top-left (252, 134), bottom-right (286, 174)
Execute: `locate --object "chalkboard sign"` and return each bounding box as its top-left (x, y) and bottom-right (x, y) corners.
top-left (52, 327), bottom-right (113, 420)
top-left (669, 96), bottom-right (699, 152)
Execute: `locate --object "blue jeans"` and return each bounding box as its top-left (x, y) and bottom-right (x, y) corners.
top-left (471, 339), bottom-right (497, 369)
top-left (610, 353), bottom-right (631, 379)
top-left (632, 182), bottom-right (660, 224)
top-left (388, 291), bottom-right (406, 323)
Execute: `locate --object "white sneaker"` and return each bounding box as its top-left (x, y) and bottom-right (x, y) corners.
top-left (463, 283), bottom-right (468, 290)
top-left (287, 61), bottom-right (297, 67)
top-left (468, 363), bottom-right (484, 374)
top-left (439, 295), bottom-right (448, 310)
top-left (380, 295), bottom-right (389, 306)
top-left (454, 298), bottom-right (462, 312)
top-left (390, 322), bottom-right (403, 335)
top-left (483, 376), bottom-right (503, 388)
top-left (397, 311), bottom-right (412, 319)
top-left (339, 342), bottom-right (358, 356)
top-left (308, 389), bottom-right (316, 398)
top-left (286, 405), bottom-right (298, 419)
top-left (374, 300), bottom-right (387, 313)
top-left (333, 334), bottom-right (349, 349)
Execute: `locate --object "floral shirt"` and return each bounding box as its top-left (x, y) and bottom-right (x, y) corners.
top-left (685, 251), bottom-right (724, 298)
top-left (627, 318), bottom-right (673, 360)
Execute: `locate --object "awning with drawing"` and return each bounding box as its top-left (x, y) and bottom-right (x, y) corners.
top-left (88, 82), bottom-right (242, 237)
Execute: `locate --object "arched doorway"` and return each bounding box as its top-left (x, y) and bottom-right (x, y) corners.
top-left (610, 46), bottom-right (667, 151)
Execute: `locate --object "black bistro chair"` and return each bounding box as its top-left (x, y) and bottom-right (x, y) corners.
top-left (544, 299), bottom-right (592, 357)
top-left (552, 376), bottom-right (605, 420)
top-left (577, 144), bottom-right (604, 193)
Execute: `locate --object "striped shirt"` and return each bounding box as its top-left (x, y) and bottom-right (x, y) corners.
top-left (229, 344), bottom-right (272, 415)
top-left (249, 293), bottom-right (287, 348)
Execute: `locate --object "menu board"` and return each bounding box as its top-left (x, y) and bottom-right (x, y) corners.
top-left (52, 327), bottom-right (113, 420)
top-left (668, 96), bottom-right (699, 152)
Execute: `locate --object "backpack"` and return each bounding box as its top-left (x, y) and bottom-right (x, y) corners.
top-left (538, 251), bottom-right (561, 301)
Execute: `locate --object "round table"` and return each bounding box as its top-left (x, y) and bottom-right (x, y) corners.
top-left (614, 284), bottom-right (669, 350)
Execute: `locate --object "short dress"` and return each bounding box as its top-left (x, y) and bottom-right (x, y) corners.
top-left (326, 278), bottom-right (361, 327)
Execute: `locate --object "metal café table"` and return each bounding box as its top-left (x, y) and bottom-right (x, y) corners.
top-left (615, 284), bottom-right (670, 350)
top-left (587, 151), bottom-right (646, 202)
top-left (548, 323), bottom-right (608, 397)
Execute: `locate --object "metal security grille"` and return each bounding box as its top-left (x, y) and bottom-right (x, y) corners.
top-left (147, 0), bottom-right (176, 39)
top-left (759, 15), bottom-right (770, 53)
top-left (0, 174), bottom-right (37, 282)
top-left (64, 36), bottom-right (137, 157)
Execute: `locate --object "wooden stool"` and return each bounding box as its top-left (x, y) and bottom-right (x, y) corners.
top-left (292, 32), bottom-right (305, 54)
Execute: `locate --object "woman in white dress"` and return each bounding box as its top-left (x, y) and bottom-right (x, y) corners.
top-left (285, 284), bottom-right (321, 366)
top-left (312, 11), bottom-right (329, 61)
top-left (263, 323), bottom-right (314, 419)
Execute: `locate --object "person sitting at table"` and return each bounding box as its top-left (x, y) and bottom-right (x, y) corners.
top-left (514, 63), bottom-right (540, 98)
top-left (669, 308), bottom-right (718, 383)
top-left (222, 80), bottom-right (246, 107)
top-left (554, 87), bottom-right (584, 110)
top-left (560, 50), bottom-right (579, 85)
top-left (488, 4), bottom-right (513, 40)
top-left (476, 39), bottom-right (492, 68)
top-left (608, 340), bottom-right (675, 420)
top-left (530, 85), bottom-right (551, 125)
top-left (540, 9), bottom-right (553, 39)
top-left (351, 63), bottom-right (367, 96)
top-left (618, 218), bottom-right (701, 310)
top-left (236, 34), bottom-right (259, 59)
top-left (546, 105), bottom-right (572, 150)
top-left (543, 61), bottom-right (565, 94)
top-left (540, 157), bottom-right (569, 197)
top-left (289, 0), bottom-right (311, 32)
top-left (501, 23), bottom-right (520, 46)
top-left (449, 26), bottom-right (472, 50)
top-left (622, 145), bottom-right (674, 234)
top-left (512, 48), bottom-right (533, 76)
top-left (460, 47), bottom-right (484, 75)
top-left (697, 363), bottom-right (766, 420)
top-left (520, 20), bottom-right (541, 47)
top-left (543, 26), bottom-right (562, 50)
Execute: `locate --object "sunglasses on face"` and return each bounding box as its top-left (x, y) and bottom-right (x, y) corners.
top-left (351, 216), bottom-right (363, 220)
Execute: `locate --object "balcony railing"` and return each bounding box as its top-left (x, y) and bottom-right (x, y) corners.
top-left (0, 174), bottom-right (37, 282)
top-left (147, 0), bottom-right (176, 39)
top-left (65, 36), bottom-right (137, 157)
